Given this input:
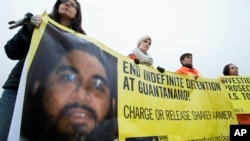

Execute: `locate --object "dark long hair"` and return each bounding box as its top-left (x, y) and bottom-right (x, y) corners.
top-left (223, 63), bottom-right (233, 76)
top-left (49, 0), bottom-right (86, 34)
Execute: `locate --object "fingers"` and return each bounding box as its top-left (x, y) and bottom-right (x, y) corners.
top-left (36, 16), bottom-right (43, 28)
top-left (195, 75), bottom-right (198, 80)
top-left (157, 66), bottom-right (165, 73)
top-left (30, 15), bottom-right (43, 28)
top-left (8, 21), bottom-right (17, 29)
top-left (134, 59), bottom-right (140, 64)
top-left (221, 78), bottom-right (225, 84)
top-left (8, 21), bottom-right (16, 24)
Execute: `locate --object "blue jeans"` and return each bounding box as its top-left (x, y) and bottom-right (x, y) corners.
top-left (0, 89), bottom-right (17, 141)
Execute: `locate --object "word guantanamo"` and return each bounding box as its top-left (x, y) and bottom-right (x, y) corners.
top-left (123, 61), bottom-right (221, 101)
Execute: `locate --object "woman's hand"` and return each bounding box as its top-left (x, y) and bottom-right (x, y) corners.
top-left (30, 15), bottom-right (43, 28)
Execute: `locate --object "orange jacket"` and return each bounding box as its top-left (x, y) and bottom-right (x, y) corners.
top-left (237, 114), bottom-right (250, 125)
top-left (176, 66), bottom-right (199, 76)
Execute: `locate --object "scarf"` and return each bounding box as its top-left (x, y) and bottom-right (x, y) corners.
top-left (132, 48), bottom-right (153, 66)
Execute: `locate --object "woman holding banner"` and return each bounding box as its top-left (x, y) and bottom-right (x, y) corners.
top-left (0, 0), bottom-right (86, 140)
top-left (223, 63), bottom-right (250, 125)
top-left (128, 35), bottom-right (154, 67)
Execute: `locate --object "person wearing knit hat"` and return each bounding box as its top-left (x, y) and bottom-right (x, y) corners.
top-left (128, 35), bottom-right (154, 67)
top-left (136, 35), bottom-right (151, 47)
top-left (175, 52), bottom-right (201, 79)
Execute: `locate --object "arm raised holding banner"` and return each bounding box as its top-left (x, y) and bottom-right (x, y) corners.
top-left (0, 0), bottom-right (86, 141)
top-left (0, 12), bottom-right (42, 141)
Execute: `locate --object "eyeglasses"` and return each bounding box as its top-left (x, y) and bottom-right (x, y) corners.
top-left (53, 65), bottom-right (110, 96)
top-left (60, 0), bottom-right (77, 8)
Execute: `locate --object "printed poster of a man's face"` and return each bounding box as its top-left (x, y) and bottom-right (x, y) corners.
top-left (20, 23), bottom-right (117, 141)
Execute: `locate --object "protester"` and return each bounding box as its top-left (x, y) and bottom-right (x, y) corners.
top-left (223, 63), bottom-right (250, 125)
top-left (0, 0), bottom-right (86, 140)
top-left (223, 63), bottom-right (239, 76)
top-left (20, 23), bottom-right (117, 141)
top-left (175, 53), bottom-right (201, 78)
top-left (128, 35), bottom-right (154, 67)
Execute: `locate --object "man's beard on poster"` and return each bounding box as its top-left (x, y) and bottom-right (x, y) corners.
top-left (45, 102), bottom-right (98, 140)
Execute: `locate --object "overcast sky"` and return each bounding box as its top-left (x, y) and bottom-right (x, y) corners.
top-left (1, 0), bottom-right (250, 95)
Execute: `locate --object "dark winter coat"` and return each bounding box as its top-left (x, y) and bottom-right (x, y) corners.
top-left (3, 24), bottom-right (34, 91)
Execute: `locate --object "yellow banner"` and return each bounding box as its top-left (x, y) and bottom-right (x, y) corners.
top-left (11, 12), bottom-right (238, 141)
top-left (118, 62), bottom-right (237, 140)
top-left (219, 76), bottom-right (250, 113)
